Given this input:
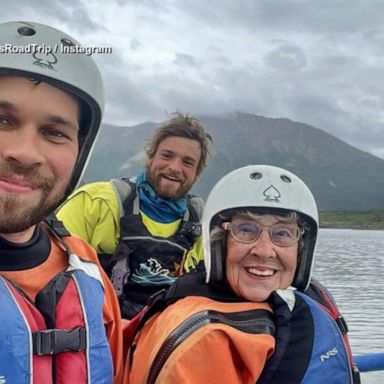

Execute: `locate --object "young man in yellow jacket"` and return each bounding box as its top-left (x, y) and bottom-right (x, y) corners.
top-left (57, 113), bottom-right (213, 318)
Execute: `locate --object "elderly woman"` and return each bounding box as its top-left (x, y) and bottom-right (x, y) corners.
top-left (124, 165), bottom-right (360, 384)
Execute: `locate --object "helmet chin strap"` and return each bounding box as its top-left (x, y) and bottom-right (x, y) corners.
top-left (209, 238), bottom-right (227, 284)
top-left (292, 225), bottom-right (317, 291)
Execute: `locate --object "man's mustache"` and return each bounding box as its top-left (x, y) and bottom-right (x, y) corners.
top-left (0, 161), bottom-right (54, 191)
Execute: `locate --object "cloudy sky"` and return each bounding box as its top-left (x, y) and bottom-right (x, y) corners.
top-left (2, 0), bottom-right (384, 158)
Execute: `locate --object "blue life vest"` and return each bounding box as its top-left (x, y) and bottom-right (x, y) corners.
top-left (0, 253), bottom-right (113, 384)
top-left (257, 288), bottom-right (357, 383)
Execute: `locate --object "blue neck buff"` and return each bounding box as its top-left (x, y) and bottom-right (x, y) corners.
top-left (136, 171), bottom-right (187, 223)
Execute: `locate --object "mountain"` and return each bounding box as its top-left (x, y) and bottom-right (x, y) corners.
top-left (84, 112), bottom-right (384, 211)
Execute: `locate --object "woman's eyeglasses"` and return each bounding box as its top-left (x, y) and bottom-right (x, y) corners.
top-left (222, 220), bottom-right (304, 247)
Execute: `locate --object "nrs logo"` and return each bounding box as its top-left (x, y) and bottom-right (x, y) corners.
top-left (320, 347), bottom-right (338, 362)
top-left (0, 375), bottom-right (6, 384)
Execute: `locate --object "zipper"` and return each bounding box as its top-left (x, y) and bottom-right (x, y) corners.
top-left (121, 235), bottom-right (187, 252)
top-left (147, 308), bottom-right (275, 384)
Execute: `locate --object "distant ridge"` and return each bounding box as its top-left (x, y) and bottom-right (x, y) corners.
top-left (84, 112), bottom-right (384, 211)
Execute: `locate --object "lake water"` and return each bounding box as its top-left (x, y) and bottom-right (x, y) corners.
top-left (313, 228), bottom-right (384, 383)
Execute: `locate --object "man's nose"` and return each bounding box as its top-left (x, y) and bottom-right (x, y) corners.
top-left (3, 128), bottom-right (45, 167)
top-left (167, 157), bottom-right (183, 172)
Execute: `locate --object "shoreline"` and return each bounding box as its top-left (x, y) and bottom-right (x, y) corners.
top-left (319, 210), bottom-right (384, 231)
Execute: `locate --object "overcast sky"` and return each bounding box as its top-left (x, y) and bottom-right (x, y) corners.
top-left (2, 0), bottom-right (384, 158)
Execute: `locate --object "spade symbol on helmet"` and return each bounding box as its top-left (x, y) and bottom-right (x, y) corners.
top-left (32, 51), bottom-right (58, 71)
top-left (263, 185), bottom-right (281, 202)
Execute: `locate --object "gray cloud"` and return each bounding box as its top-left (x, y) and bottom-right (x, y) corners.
top-left (173, 53), bottom-right (198, 67)
top-left (130, 38), bottom-right (143, 50)
top-left (1, 0), bottom-right (101, 33)
top-left (1, 0), bottom-right (384, 158)
top-left (264, 44), bottom-right (307, 72)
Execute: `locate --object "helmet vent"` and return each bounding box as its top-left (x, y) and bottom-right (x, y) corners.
top-left (280, 174), bottom-right (292, 183)
top-left (17, 26), bottom-right (36, 36)
top-left (61, 38), bottom-right (75, 47)
top-left (250, 172), bottom-right (262, 180)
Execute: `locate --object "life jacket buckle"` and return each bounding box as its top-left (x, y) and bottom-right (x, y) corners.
top-left (335, 316), bottom-right (349, 335)
top-left (179, 222), bottom-right (202, 238)
top-left (32, 327), bottom-right (87, 356)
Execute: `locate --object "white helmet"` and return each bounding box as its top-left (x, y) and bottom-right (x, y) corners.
top-left (203, 165), bottom-right (319, 291)
top-left (0, 21), bottom-right (104, 199)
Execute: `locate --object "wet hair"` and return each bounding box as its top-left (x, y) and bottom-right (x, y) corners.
top-left (145, 111), bottom-right (213, 176)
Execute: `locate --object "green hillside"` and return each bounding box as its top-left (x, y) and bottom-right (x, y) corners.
top-left (319, 210), bottom-right (384, 230)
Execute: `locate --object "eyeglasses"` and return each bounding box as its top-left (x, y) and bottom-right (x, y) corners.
top-left (222, 220), bottom-right (304, 247)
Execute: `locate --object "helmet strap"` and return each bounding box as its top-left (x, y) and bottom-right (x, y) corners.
top-left (209, 236), bottom-right (227, 284)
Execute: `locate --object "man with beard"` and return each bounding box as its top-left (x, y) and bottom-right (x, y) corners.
top-left (0, 21), bottom-right (122, 383)
top-left (57, 113), bottom-right (213, 319)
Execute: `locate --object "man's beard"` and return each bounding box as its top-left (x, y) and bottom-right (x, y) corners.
top-left (0, 193), bottom-right (63, 233)
top-left (0, 162), bottom-right (65, 234)
top-left (146, 169), bottom-right (193, 200)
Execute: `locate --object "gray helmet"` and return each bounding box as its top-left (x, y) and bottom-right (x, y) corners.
top-left (203, 165), bottom-right (319, 291)
top-left (0, 21), bottom-right (104, 198)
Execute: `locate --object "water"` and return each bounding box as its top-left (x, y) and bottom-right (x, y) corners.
top-left (313, 228), bottom-right (384, 383)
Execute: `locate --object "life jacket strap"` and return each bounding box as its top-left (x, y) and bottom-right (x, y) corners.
top-left (178, 221), bottom-right (202, 239)
top-left (111, 258), bottom-right (130, 297)
top-left (336, 316), bottom-right (349, 335)
top-left (32, 327), bottom-right (86, 356)
top-left (44, 213), bottom-right (71, 238)
top-left (352, 365), bottom-right (361, 384)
